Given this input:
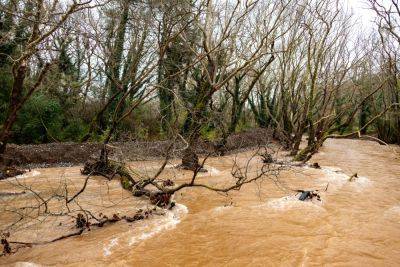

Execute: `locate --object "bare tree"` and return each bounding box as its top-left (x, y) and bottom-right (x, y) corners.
top-left (0, 0), bottom-right (100, 157)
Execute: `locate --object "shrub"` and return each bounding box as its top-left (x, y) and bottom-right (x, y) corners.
top-left (12, 93), bottom-right (63, 144)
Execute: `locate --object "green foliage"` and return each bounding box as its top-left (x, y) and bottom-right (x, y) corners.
top-left (10, 93), bottom-right (90, 144)
top-left (377, 116), bottom-right (400, 144)
top-left (236, 112), bottom-right (253, 133)
top-left (58, 39), bottom-right (77, 76)
top-left (200, 127), bottom-right (217, 141)
top-left (12, 93), bottom-right (63, 144)
top-left (0, 66), bottom-right (13, 122)
top-left (62, 118), bottom-right (88, 141)
top-left (130, 103), bottom-right (162, 140)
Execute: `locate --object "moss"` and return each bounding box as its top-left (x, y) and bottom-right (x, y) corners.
top-left (200, 127), bottom-right (217, 141)
top-left (120, 175), bottom-right (133, 190)
top-left (293, 150), bottom-right (307, 161)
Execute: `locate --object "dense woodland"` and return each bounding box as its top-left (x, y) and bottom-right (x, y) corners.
top-left (0, 0), bottom-right (399, 167)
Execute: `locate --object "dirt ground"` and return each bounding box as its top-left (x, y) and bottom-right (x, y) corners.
top-left (3, 128), bottom-right (275, 168)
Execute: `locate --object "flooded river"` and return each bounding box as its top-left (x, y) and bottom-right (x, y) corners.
top-left (1, 139), bottom-right (399, 266)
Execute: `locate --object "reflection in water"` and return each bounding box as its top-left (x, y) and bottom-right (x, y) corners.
top-left (1, 139), bottom-right (399, 266)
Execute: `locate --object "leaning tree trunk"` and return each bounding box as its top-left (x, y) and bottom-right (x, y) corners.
top-left (181, 106), bottom-right (205, 170)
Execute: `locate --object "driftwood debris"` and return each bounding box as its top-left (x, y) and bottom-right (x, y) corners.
top-left (297, 190), bottom-right (321, 201)
top-left (0, 166), bottom-right (26, 180)
top-left (348, 173), bottom-right (358, 182)
top-left (310, 162), bottom-right (321, 169)
top-left (0, 191), bottom-right (26, 197)
top-left (1, 236), bottom-right (11, 255)
top-left (0, 208), bottom-right (168, 256)
top-left (261, 152), bottom-right (274, 164)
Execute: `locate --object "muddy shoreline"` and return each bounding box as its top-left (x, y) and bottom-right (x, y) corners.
top-left (3, 128), bottom-right (274, 168)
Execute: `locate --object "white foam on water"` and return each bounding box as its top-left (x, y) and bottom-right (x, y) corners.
top-left (349, 176), bottom-right (372, 192)
top-left (318, 167), bottom-right (353, 191)
top-left (207, 166), bottom-right (221, 175)
top-left (211, 205), bottom-right (233, 214)
top-left (15, 170), bottom-right (41, 179)
top-left (390, 206), bottom-right (400, 213)
top-left (318, 166), bottom-right (372, 192)
top-left (165, 164), bottom-right (221, 176)
top-left (301, 248), bottom-right (309, 267)
top-left (165, 164), bottom-right (178, 169)
top-left (384, 205), bottom-right (400, 220)
top-left (322, 166), bottom-right (343, 173)
top-left (257, 195), bottom-right (325, 211)
top-left (196, 165), bottom-right (221, 177)
top-left (103, 237), bottom-right (119, 257)
top-left (14, 262), bottom-right (42, 267)
top-left (128, 203), bottom-right (188, 246)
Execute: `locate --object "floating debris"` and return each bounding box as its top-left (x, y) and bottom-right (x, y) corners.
top-left (297, 190), bottom-right (321, 201)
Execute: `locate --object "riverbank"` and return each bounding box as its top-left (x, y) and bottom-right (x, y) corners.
top-left (3, 128), bottom-right (274, 168)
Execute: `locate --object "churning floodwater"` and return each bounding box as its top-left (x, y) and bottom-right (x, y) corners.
top-left (0, 139), bottom-right (399, 266)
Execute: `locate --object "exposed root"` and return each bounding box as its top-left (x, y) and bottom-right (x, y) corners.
top-left (81, 156), bottom-right (136, 190)
top-left (180, 149), bottom-right (207, 172)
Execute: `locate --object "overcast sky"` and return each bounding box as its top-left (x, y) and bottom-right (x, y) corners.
top-left (347, 0), bottom-right (377, 32)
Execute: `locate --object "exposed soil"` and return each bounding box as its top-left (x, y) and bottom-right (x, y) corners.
top-left (3, 128), bottom-right (274, 168)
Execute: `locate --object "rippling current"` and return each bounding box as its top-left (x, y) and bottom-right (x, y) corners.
top-left (1, 139), bottom-right (399, 266)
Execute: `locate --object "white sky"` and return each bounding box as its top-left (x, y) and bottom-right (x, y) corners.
top-left (346, 0), bottom-right (377, 32)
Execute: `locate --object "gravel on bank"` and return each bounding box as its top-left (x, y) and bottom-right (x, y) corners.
top-left (3, 128), bottom-right (275, 168)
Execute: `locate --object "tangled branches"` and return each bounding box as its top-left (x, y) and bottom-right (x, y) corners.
top-left (1, 139), bottom-right (286, 256)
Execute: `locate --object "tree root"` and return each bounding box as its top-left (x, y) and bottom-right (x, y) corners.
top-left (180, 149), bottom-right (207, 172)
top-left (81, 150), bottom-right (177, 209)
top-left (81, 157), bottom-right (136, 190)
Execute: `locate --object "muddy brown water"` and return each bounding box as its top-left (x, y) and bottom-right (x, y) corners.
top-left (0, 139), bottom-right (399, 266)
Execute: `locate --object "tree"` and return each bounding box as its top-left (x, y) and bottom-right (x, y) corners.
top-left (369, 0), bottom-right (400, 144)
top-left (178, 0), bottom-right (288, 169)
top-left (0, 0), bottom-right (96, 158)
